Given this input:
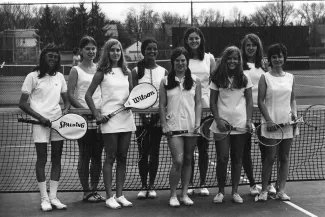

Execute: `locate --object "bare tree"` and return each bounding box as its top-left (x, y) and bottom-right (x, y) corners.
top-left (0, 4), bottom-right (36, 29)
top-left (161, 11), bottom-right (188, 26)
top-left (250, 2), bottom-right (295, 26)
top-left (229, 6), bottom-right (242, 27)
top-left (125, 4), bottom-right (161, 41)
top-left (195, 8), bottom-right (222, 27)
top-left (296, 2), bottom-right (325, 26)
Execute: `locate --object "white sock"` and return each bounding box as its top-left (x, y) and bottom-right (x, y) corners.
top-left (38, 181), bottom-right (48, 201)
top-left (49, 180), bottom-right (58, 200)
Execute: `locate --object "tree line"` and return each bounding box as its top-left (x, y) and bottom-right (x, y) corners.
top-left (1, 1), bottom-right (325, 51)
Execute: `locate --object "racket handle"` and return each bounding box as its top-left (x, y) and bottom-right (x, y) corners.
top-left (96, 114), bottom-right (113, 125)
top-left (17, 118), bottom-right (41, 125)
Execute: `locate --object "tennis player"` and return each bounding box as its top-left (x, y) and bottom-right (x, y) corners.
top-left (240, 33), bottom-right (276, 196)
top-left (131, 38), bottom-right (167, 199)
top-left (67, 36), bottom-right (105, 203)
top-left (85, 39), bottom-right (136, 209)
top-left (210, 46), bottom-right (253, 204)
top-left (257, 43), bottom-right (298, 201)
top-left (183, 27), bottom-right (216, 196)
top-left (19, 44), bottom-right (69, 211)
top-left (159, 47), bottom-right (202, 207)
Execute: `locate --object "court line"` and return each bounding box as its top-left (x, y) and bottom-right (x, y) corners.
top-left (296, 84), bottom-right (325, 89)
top-left (284, 201), bottom-right (318, 217)
top-left (195, 152), bottom-right (318, 217)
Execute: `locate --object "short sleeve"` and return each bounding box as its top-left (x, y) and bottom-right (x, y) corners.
top-left (245, 73), bottom-right (253, 89)
top-left (60, 73), bottom-right (67, 93)
top-left (21, 73), bottom-right (36, 95)
top-left (209, 81), bottom-right (218, 91)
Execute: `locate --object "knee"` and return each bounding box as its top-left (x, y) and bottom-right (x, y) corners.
top-left (36, 155), bottom-right (47, 167)
top-left (116, 152), bottom-right (128, 164)
top-left (173, 158), bottom-right (183, 172)
top-left (279, 154), bottom-right (290, 164)
top-left (217, 155), bottom-right (229, 166)
top-left (105, 152), bottom-right (116, 165)
top-left (265, 156), bottom-right (276, 166)
top-left (183, 154), bottom-right (193, 167)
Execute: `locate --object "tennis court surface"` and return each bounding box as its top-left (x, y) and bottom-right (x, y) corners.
top-left (0, 181), bottom-right (323, 217)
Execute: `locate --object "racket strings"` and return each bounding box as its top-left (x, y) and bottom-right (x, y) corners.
top-left (304, 105), bottom-right (325, 129)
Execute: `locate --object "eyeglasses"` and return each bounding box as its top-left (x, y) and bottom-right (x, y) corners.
top-left (46, 54), bottom-right (59, 59)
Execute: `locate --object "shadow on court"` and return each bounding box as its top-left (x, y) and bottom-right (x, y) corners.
top-left (0, 181), bottom-right (323, 217)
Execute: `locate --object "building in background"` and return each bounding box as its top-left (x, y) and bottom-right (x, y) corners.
top-left (0, 29), bottom-right (40, 64)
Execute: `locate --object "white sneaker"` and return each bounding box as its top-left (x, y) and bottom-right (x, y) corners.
top-left (41, 198), bottom-right (52, 212)
top-left (232, 193), bottom-right (243, 203)
top-left (276, 191), bottom-right (290, 201)
top-left (180, 195), bottom-right (194, 206)
top-left (199, 187), bottom-right (209, 196)
top-left (250, 185), bottom-right (260, 196)
top-left (115, 195), bottom-right (133, 207)
top-left (147, 190), bottom-right (157, 199)
top-left (106, 196), bottom-right (121, 209)
top-left (187, 188), bottom-right (195, 195)
top-left (49, 198), bottom-right (67, 210)
top-left (267, 184), bottom-right (276, 195)
top-left (256, 191), bottom-right (268, 202)
top-left (137, 190), bottom-right (147, 199)
top-left (213, 193), bottom-right (224, 203)
top-left (169, 197), bottom-right (180, 207)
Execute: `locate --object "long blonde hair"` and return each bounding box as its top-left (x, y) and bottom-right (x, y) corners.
top-left (97, 39), bottom-right (128, 75)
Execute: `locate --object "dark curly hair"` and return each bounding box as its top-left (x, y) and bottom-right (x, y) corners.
top-left (267, 43), bottom-right (287, 68)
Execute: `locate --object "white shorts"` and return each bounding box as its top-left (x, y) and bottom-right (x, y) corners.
top-left (32, 125), bottom-right (64, 143)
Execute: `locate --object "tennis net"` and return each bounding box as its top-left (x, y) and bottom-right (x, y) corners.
top-left (0, 107), bottom-right (324, 193)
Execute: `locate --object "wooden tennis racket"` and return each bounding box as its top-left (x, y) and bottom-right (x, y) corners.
top-left (18, 113), bottom-right (87, 140)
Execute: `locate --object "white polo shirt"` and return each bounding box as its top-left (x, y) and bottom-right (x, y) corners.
top-left (21, 71), bottom-right (67, 121)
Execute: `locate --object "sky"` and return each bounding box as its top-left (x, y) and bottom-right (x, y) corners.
top-left (0, 0), bottom-right (320, 22)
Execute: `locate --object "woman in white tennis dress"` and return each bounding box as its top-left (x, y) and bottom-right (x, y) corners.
top-left (19, 44), bottom-right (69, 211)
top-left (85, 39), bottom-right (136, 209)
top-left (240, 33), bottom-right (277, 196)
top-left (209, 46), bottom-right (253, 204)
top-left (183, 27), bottom-right (216, 196)
top-left (159, 47), bottom-right (202, 207)
top-left (132, 38), bottom-right (167, 199)
top-left (257, 43), bottom-right (298, 201)
top-left (67, 36), bottom-right (105, 203)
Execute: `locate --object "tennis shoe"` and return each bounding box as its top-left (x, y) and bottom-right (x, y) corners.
top-left (169, 197), bottom-right (180, 207)
top-left (147, 190), bottom-right (157, 199)
top-left (232, 193), bottom-right (243, 203)
top-left (179, 195), bottom-right (194, 206)
top-left (41, 198), bottom-right (52, 212)
top-left (213, 193), bottom-right (224, 203)
top-left (276, 191), bottom-right (290, 201)
top-left (187, 188), bottom-right (195, 195)
top-left (199, 187), bottom-right (209, 196)
top-left (137, 190), bottom-right (147, 199)
top-left (257, 191), bottom-right (268, 202)
top-left (115, 195), bottom-right (133, 207)
top-left (267, 184), bottom-right (276, 194)
top-left (105, 196), bottom-right (121, 209)
top-left (250, 185), bottom-right (260, 196)
top-left (49, 198), bottom-right (67, 210)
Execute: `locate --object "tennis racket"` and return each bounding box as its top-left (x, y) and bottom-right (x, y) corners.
top-left (18, 113), bottom-right (87, 140)
top-left (212, 118), bottom-right (284, 147)
top-left (96, 83), bottom-right (158, 125)
top-left (163, 117), bottom-right (214, 140)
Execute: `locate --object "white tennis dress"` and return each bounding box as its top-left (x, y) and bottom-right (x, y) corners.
top-left (164, 75), bottom-right (198, 133)
top-left (261, 72), bottom-right (297, 139)
top-left (244, 62), bottom-right (265, 107)
top-left (100, 68), bottom-right (136, 133)
top-left (137, 66), bottom-right (166, 108)
top-left (209, 74), bottom-right (253, 135)
top-left (189, 53), bottom-right (214, 108)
